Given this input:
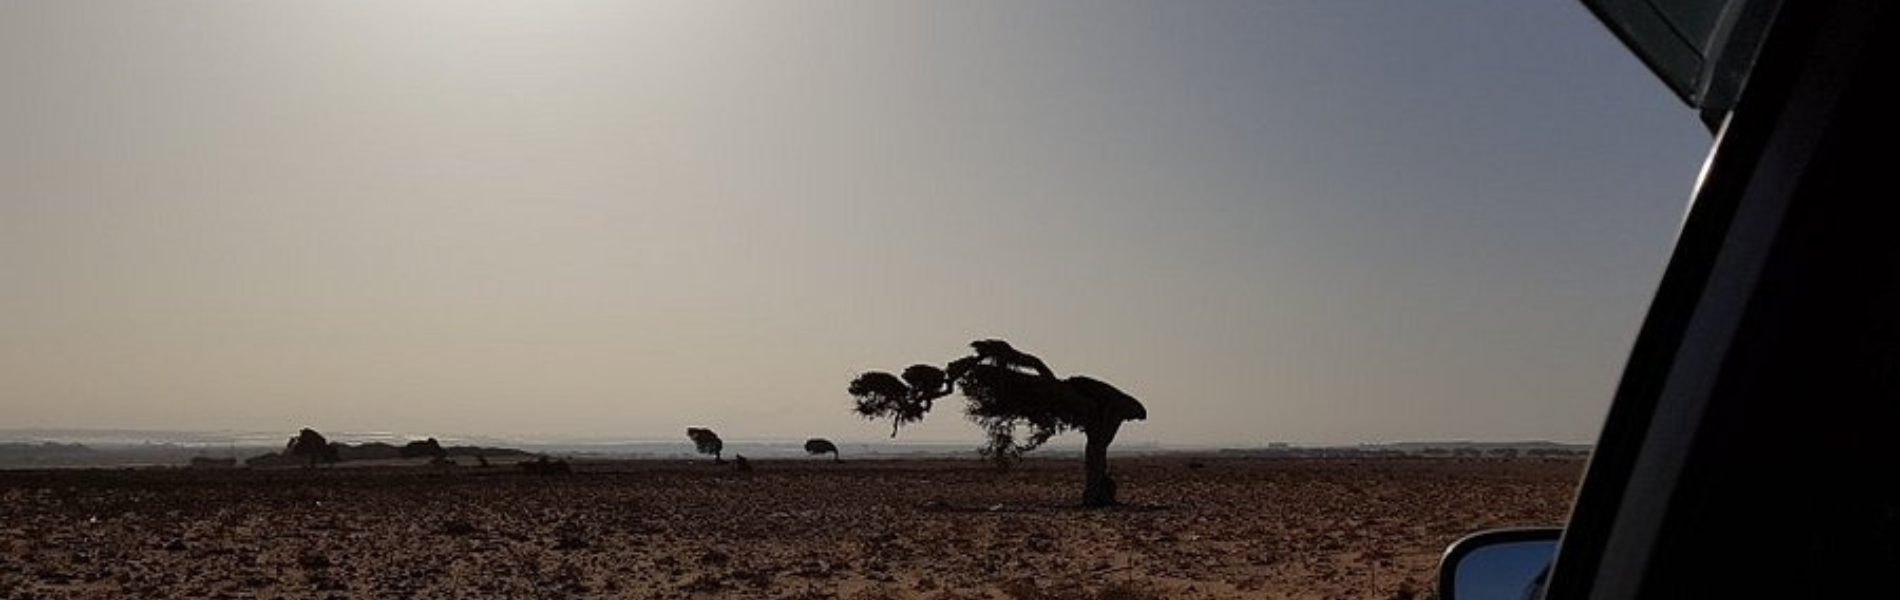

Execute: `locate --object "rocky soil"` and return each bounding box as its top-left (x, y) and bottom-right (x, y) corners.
top-left (0, 457), bottom-right (1580, 599)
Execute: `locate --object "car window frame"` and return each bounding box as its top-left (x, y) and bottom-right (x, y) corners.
top-left (1549, 2), bottom-right (1894, 598)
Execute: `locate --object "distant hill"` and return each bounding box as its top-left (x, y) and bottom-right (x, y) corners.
top-left (1216, 440), bottom-right (1591, 459)
top-left (0, 439), bottom-right (534, 469)
top-left (1378, 440), bottom-right (1592, 452)
top-left (0, 441), bottom-right (210, 468)
top-left (0, 442), bottom-right (96, 462)
top-left (242, 442), bottom-right (533, 468)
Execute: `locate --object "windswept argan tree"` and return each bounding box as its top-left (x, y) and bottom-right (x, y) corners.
top-left (849, 339), bottom-right (1148, 506)
top-left (686, 427), bottom-right (725, 464)
top-left (804, 438), bottom-right (840, 462)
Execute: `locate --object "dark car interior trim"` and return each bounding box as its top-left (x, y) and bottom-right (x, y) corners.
top-left (1551, 1), bottom-right (1896, 598)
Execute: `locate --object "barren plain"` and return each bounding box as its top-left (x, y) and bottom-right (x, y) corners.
top-left (0, 458), bottom-right (1580, 600)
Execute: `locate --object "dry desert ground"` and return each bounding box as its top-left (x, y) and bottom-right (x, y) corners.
top-left (0, 457), bottom-right (1580, 600)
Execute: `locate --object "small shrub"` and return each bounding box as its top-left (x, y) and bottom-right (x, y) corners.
top-left (552, 521), bottom-right (587, 550)
top-left (845, 589), bottom-right (904, 600)
top-left (1092, 581), bottom-right (1164, 600)
top-left (999, 578), bottom-right (1048, 600)
top-left (999, 579), bottom-right (1162, 600)
top-left (440, 518), bottom-right (478, 536)
top-left (296, 549), bottom-right (331, 570)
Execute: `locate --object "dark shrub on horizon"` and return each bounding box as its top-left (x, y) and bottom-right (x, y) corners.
top-left (400, 438), bottom-right (447, 459)
top-left (243, 439), bottom-right (534, 468)
top-left (804, 438), bottom-right (841, 462)
top-left (686, 427), bottom-right (724, 464)
top-left (286, 428), bottom-right (334, 468)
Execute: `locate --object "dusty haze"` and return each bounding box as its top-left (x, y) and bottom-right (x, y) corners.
top-left (0, 1), bottom-right (1708, 446)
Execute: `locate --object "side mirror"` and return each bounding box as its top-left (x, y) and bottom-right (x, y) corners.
top-left (1438, 527), bottom-right (1562, 600)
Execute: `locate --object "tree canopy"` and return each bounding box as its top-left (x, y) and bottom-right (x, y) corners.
top-left (804, 438), bottom-right (840, 461)
top-left (849, 339), bottom-right (1147, 505)
top-left (686, 427), bottom-right (725, 463)
top-left (852, 340), bottom-right (1145, 459)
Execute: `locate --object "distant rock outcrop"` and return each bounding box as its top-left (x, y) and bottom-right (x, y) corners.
top-left (243, 436), bottom-right (531, 469)
top-left (400, 438), bottom-right (447, 459)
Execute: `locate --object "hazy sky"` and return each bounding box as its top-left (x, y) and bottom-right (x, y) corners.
top-left (1, 1), bottom-right (1709, 446)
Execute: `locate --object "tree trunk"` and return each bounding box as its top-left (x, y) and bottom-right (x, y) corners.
top-left (1081, 420), bottom-right (1122, 507)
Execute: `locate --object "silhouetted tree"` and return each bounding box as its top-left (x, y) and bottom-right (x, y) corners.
top-left (850, 339), bottom-right (1148, 506)
top-left (804, 438), bottom-right (841, 462)
top-left (286, 428), bottom-right (334, 469)
top-left (686, 427), bottom-right (725, 464)
top-left (400, 437), bottom-right (447, 459)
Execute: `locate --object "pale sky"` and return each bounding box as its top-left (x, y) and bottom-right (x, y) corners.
top-left (0, 1), bottom-right (1709, 446)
